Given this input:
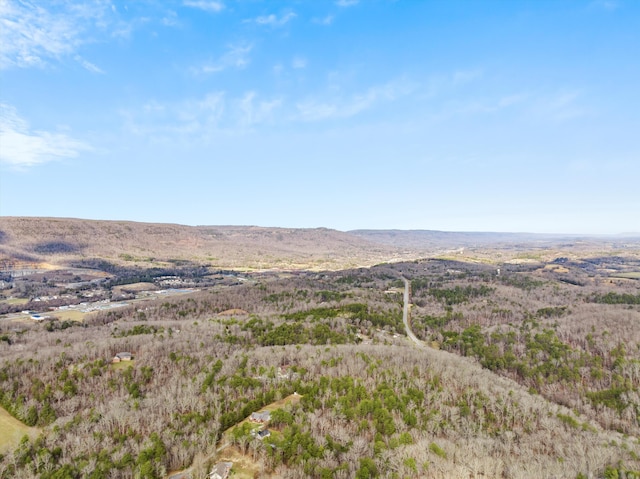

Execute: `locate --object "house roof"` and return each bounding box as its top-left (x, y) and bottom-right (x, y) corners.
top-left (250, 411), bottom-right (271, 421)
top-left (210, 462), bottom-right (232, 478)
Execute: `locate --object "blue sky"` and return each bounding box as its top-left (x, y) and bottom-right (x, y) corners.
top-left (1, 0), bottom-right (638, 234)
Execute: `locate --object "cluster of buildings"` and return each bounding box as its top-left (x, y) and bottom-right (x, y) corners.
top-left (207, 409), bottom-right (274, 478)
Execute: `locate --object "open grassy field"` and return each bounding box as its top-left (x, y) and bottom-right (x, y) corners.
top-left (110, 360), bottom-right (135, 372)
top-left (0, 406), bottom-right (40, 453)
top-left (50, 309), bottom-right (88, 322)
top-left (0, 298), bottom-right (29, 306)
top-left (263, 393), bottom-right (301, 411)
top-left (543, 264), bottom-right (570, 273)
top-left (611, 272), bottom-right (640, 279)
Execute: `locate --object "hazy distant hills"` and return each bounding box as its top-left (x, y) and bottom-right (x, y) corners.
top-left (350, 229), bottom-right (543, 248)
top-left (1, 217), bottom-right (638, 271)
top-left (350, 229), bottom-right (640, 250)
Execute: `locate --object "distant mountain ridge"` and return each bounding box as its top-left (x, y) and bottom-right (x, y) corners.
top-left (1, 217), bottom-right (638, 271)
top-left (0, 217), bottom-right (400, 270)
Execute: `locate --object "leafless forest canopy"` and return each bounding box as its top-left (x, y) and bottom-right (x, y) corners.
top-left (1, 218), bottom-right (640, 478)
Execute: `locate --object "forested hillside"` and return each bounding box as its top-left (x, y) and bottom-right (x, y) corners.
top-left (1, 258), bottom-right (639, 478)
top-left (0, 217), bottom-right (400, 271)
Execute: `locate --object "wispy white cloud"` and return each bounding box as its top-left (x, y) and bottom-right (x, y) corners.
top-left (192, 44), bottom-right (252, 74)
top-left (445, 93), bottom-right (528, 117)
top-left (567, 157), bottom-right (634, 176)
top-left (74, 55), bottom-right (104, 74)
top-left (589, 0), bottom-right (619, 11)
top-left (530, 90), bottom-right (588, 121)
top-left (431, 86), bottom-right (587, 124)
top-left (296, 79), bottom-right (415, 122)
top-left (412, 69), bottom-right (484, 101)
top-left (452, 69), bottom-right (483, 85)
top-left (161, 10), bottom-right (181, 27)
top-left (122, 94), bottom-right (224, 138)
top-left (1, 1), bottom-right (79, 69)
top-left (495, 94), bottom-right (527, 109)
top-left (313, 14), bottom-right (334, 25)
top-left (0, 104), bottom-right (90, 169)
top-left (0, 0), bottom-right (116, 70)
top-left (336, 0), bottom-right (359, 7)
top-left (248, 12), bottom-right (297, 27)
top-left (122, 90), bottom-right (282, 139)
top-left (432, 94), bottom-right (527, 121)
top-left (238, 92), bottom-right (282, 127)
top-left (292, 56), bottom-right (307, 69)
top-left (183, 1), bottom-right (225, 13)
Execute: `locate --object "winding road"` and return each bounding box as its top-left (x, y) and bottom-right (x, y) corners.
top-left (401, 277), bottom-right (423, 347)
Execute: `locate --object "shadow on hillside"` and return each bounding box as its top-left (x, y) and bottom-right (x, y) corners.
top-left (32, 241), bottom-right (85, 255)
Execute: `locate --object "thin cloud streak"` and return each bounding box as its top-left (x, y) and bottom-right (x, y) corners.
top-left (0, 104), bottom-right (90, 169)
top-left (296, 79), bottom-right (416, 121)
top-left (74, 55), bottom-right (104, 74)
top-left (530, 90), bottom-right (589, 122)
top-left (336, 0), bottom-right (359, 7)
top-left (313, 15), bottom-right (334, 25)
top-left (192, 44), bottom-right (252, 74)
top-left (441, 93), bottom-right (529, 118)
top-left (425, 88), bottom-right (587, 123)
top-left (453, 69), bottom-right (483, 85)
top-left (248, 12), bottom-right (297, 27)
top-left (183, 1), bottom-right (225, 13)
top-left (589, 0), bottom-right (619, 11)
top-left (292, 57), bottom-right (307, 69)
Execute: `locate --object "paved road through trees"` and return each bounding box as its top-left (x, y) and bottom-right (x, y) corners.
top-left (401, 277), bottom-right (423, 347)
